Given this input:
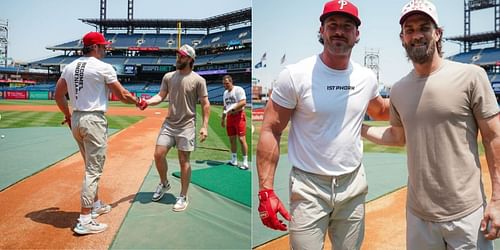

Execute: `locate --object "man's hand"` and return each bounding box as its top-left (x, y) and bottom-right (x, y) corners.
top-left (258, 189), bottom-right (291, 231)
top-left (481, 199), bottom-right (500, 240)
top-left (199, 127), bottom-right (208, 142)
top-left (221, 119), bottom-right (225, 128)
top-left (61, 115), bottom-right (71, 129)
top-left (137, 97), bottom-right (148, 110)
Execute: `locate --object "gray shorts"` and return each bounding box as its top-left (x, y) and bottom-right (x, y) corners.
top-left (289, 164), bottom-right (368, 250)
top-left (156, 124), bottom-right (195, 151)
top-left (407, 205), bottom-right (493, 250)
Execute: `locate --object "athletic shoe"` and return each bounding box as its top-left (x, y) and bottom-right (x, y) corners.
top-left (172, 196), bottom-right (189, 212)
top-left (73, 219), bottom-right (108, 235)
top-left (152, 182), bottom-right (171, 202)
top-left (228, 159), bottom-right (238, 166)
top-left (91, 203), bottom-right (112, 219)
top-left (239, 162), bottom-right (249, 170)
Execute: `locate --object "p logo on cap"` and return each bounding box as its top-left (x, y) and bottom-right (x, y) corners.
top-left (320, 0), bottom-right (361, 26)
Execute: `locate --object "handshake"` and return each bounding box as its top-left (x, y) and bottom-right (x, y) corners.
top-left (136, 97), bottom-right (148, 110)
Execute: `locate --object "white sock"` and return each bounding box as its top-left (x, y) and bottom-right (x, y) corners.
top-left (243, 155), bottom-right (248, 163)
top-left (231, 153), bottom-right (237, 160)
top-left (93, 200), bottom-right (102, 209)
top-left (79, 214), bottom-right (92, 224)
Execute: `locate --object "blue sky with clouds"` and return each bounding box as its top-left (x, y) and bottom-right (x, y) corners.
top-left (253, 0), bottom-right (494, 89)
top-left (1, 0), bottom-right (250, 63)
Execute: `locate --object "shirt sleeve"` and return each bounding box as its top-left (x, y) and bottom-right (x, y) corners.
top-left (389, 86), bottom-right (403, 127)
top-left (271, 68), bottom-right (297, 109)
top-left (470, 66), bottom-right (500, 119)
top-left (102, 63), bottom-right (118, 84)
top-left (236, 86), bottom-right (246, 101)
top-left (160, 73), bottom-right (169, 92)
top-left (197, 76), bottom-right (208, 99)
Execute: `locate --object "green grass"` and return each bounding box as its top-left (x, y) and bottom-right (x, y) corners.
top-left (178, 105), bottom-right (251, 162)
top-left (0, 110), bottom-right (143, 129)
top-left (0, 99), bottom-right (251, 163)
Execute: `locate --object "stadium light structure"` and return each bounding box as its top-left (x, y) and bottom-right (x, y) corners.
top-left (0, 19), bottom-right (8, 67)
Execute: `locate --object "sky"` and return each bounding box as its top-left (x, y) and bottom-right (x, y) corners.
top-left (0, 0), bottom-right (250, 63)
top-left (253, 0), bottom-right (495, 90)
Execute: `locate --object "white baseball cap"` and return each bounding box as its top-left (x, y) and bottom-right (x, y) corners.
top-left (176, 44), bottom-right (196, 59)
top-left (400, 0), bottom-right (439, 26)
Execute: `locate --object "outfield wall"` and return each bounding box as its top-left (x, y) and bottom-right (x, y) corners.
top-left (1, 90), bottom-right (157, 101)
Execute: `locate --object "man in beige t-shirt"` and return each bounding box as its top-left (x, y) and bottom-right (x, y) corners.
top-left (362, 1), bottom-right (500, 249)
top-left (140, 44), bottom-right (210, 212)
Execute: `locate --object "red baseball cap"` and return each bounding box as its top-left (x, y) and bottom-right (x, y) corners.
top-left (82, 32), bottom-right (111, 47)
top-left (320, 0), bottom-right (361, 26)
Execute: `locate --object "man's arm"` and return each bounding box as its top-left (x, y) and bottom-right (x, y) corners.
top-left (478, 114), bottom-right (500, 240)
top-left (108, 81), bottom-right (139, 104)
top-left (256, 99), bottom-right (293, 231)
top-left (366, 96), bottom-right (390, 121)
top-left (54, 78), bottom-right (72, 127)
top-left (146, 90), bottom-right (168, 106)
top-left (361, 123), bottom-right (406, 147)
top-left (257, 100), bottom-right (293, 190)
top-left (232, 99), bottom-right (247, 112)
top-left (199, 96), bottom-right (210, 142)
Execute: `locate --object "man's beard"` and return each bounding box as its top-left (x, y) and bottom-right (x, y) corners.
top-left (325, 36), bottom-right (354, 56)
top-left (404, 39), bottom-right (436, 64)
top-left (176, 61), bottom-right (188, 70)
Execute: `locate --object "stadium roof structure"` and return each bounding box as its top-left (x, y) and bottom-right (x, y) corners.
top-left (446, 31), bottom-right (500, 44)
top-left (79, 8), bottom-right (251, 32)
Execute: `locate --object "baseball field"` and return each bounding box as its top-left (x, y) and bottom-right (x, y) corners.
top-left (1, 99), bottom-right (498, 249)
top-left (0, 99), bottom-right (252, 249)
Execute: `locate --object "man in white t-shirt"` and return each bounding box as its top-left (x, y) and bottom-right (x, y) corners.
top-left (221, 75), bottom-right (249, 170)
top-left (256, 1), bottom-right (390, 249)
top-left (362, 1), bottom-right (500, 249)
top-left (54, 31), bottom-right (140, 235)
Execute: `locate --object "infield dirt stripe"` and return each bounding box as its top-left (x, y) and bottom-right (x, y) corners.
top-left (0, 105), bottom-right (165, 249)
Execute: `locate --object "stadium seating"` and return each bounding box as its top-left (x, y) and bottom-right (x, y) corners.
top-left (449, 48), bottom-right (500, 65)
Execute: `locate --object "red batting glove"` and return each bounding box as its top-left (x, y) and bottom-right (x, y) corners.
top-left (61, 115), bottom-right (71, 129)
top-left (258, 189), bottom-right (291, 231)
top-left (137, 98), bottom-right (148, 110)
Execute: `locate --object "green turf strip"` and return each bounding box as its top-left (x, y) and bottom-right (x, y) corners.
top-left (111, 162), bottom-right (251, 249)
top-left (172, 164), bottom-right (251, 207)
top-left (0, 127), bottom-right (117, 191)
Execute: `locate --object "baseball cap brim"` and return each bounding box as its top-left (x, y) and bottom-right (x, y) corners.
top-left (320, 12), bottom-right (361, 26)
top-left (176, 50), bottom-right (188, 57)
top-left (399, 11), bottom-right (438, 26)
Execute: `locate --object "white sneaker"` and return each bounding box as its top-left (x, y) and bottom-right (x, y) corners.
top-left (73, 219), bottom-right (108, 235)
top-left (152, 182), bottom-right (171, 202)
top-left (172, 196), bottom-right (189, 212)
top-left (239, 162), bottom-right (249, 170)
top-left (91, 203), bottom-right (112, 219)
top-left (228, 159), bottom-right (238, 166)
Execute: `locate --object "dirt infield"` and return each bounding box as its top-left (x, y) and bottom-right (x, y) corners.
top-left (256, 156), bottom-right (494, 250)
top-left (0, 105), bottom-right (165, 249)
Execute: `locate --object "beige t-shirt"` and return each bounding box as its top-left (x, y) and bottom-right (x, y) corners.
top-left (390, 60), bottom-right (499, 222)
top-left (160, 70), bottom-right (208, 130)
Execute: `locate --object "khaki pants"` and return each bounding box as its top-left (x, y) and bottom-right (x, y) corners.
top-left (71, 111), bottom-right (108, 208)
top-left (407, 206), bottom-right (493, 250)
top-left (289, 165), bottom-right (368, 250)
